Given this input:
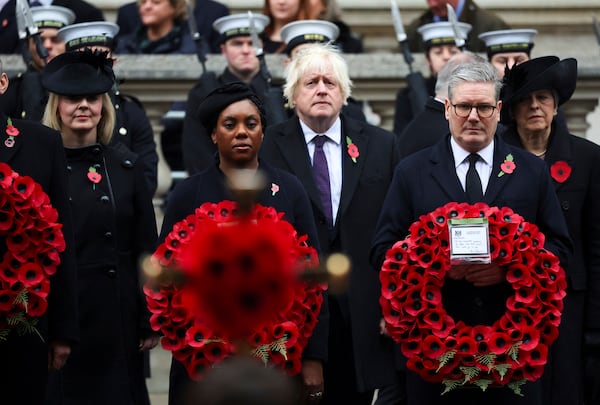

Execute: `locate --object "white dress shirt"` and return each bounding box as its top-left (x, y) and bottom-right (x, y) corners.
top-left (301, 117), bottom-right (343, 224)
top-left (451, 137), bottom-right (494, 195)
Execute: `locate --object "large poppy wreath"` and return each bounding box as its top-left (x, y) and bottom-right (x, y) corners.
top-left (380, 202), bottom-right (567, 395)
top-left (145, 200), bottom-right (325, 380)
top-left (0, 163), bottom-right (66, 341)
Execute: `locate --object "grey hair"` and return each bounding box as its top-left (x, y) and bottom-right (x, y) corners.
top-left (435, 51), bottom-right (484, 98)
top-left (283, 42), bottom-right (352, 107)
top-left (447, 58), bottom-right (503, 102)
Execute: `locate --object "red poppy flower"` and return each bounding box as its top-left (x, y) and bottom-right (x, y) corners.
top-left (422, 335), bottom-right (446, 359)
top-left (87, 167), bottom-right (102, 184)
top-left (17, 262), bottom-right (44, 287)
top-left (347, 143), bottom-right (359, 159)
top-left (550, 161), bottom-right (571, 183)
top-left (5, 120), bottom-right (19, 137)
top-left (498, 154), bottom-right (516, 176)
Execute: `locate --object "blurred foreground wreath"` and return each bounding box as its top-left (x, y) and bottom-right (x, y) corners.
top-left (380, 202), bottom-right (567, 395)
top-left (0, 163), bottom-right (65, 341)
top-left (145, 200), bottom-right (325, 380)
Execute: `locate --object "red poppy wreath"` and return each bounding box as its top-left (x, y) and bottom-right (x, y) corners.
top-left (380, 202), bottom-right (567, 395)
top-left (145, 200), bottom-right (325, 380)
top-left (0, 163), bottom-right (66, 341)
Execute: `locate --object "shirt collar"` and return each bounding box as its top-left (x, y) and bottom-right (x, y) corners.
top-left (451, 136), bottom-right (495, 168)
top-left (301, 117), bottom-right (342, 145)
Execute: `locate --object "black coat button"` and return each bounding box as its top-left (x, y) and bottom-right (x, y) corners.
top-left (107, 269), bottom-right (117, 278)
top-left (100, 195), bottom-right (110, 203)
top-left (561, 201), bottom-right (570, 210)
top-left (474, 297), bottom-right (484, 307)
top-left (104, 231), bottom-right (113, 239)
top-left (122, 159), bottom-right (133, 168)
top-left (92, 146), bottom-right (101, 154)
top-left (66, 165), bottom-right (72, 172)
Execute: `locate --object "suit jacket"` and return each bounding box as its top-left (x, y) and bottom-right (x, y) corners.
top-left (115, 0), bottom-right (229, 54)
top-left (405, 0), bottom-right (509, 52)
top-left (0, 112), bottom-right (78, 403)
top-left (261, 115), bottom-right (401, 391)
top-left (370, 133), bottom-right (572, 404)
top-left (398, 96), bottom-right (447, 158)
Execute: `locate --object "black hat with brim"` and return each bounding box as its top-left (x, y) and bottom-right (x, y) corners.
top-left (501, 56), bottom-right (577, 122)
top-left (42, 50), bottom-right (115, 96)
top-left (196, 82), bottom-right (265, 135)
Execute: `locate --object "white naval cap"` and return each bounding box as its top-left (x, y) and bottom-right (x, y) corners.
top-left (280, 20), bottom-right (339, 55)
top-left (417, 21), bottom-right (472, 49)
top-left (31, 5), bottom-right (75, 29)
top-left (58, 22), bottom-right (120, 51)
top-left (478, 29), bottom-right (537, 57)
top-left (213, 13), bottom-right (270, 42)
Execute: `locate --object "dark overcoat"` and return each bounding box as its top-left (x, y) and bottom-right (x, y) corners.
top-left (46, 142), bottom-right (157, 404)
top-left (370, 133), bottom-right (572, 405)
top-left (261, 115), bottom-right (401, 393)
top-left (0, 112), bottom-right (78, 403)
top-left (503, 118), bottom-right (600, 405)
top-left (398, 97), bottom-right (447, 158)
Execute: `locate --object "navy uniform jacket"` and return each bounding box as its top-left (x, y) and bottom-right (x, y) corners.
top-left (110, 91), bottom-right (158, 195)
top-left (503, 118), bottom-right (600, 405)
top-left (0, 112), bottom-right (78, 403)
top-left (393, 75), bottom-right (436, 136)
top-left (405, 0), bottom-right (509, 52)
top-left (261, 115), bottom-right (400, 392)
top-left (160, 161), bottom-right (329, 404)
top-left (115, 0), bottom-right (229, 54)
top-left (370, 133), bottom-right (572, 405)
top-left (398, 97), bottom-right (447, 158)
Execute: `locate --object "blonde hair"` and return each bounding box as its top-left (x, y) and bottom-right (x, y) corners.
top-left (283, 42), bottom-right (352, 107)
top-left (43, 93), bottom-right (116, 145)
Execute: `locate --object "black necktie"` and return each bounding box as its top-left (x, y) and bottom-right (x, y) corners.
top-left (466, 153), bottom-right (483, 203)
top-left (312, 135), bottom-right (333, 226)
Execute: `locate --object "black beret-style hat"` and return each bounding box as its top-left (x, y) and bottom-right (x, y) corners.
top-left (501, 56), bottom-right (577, 122)
top-left (42, 49), bottom-right (115, 96)
top-left (196, 82), bottom-right (266, 135)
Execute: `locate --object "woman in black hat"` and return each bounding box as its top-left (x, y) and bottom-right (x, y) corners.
top-left (41, 49), bottom-right (158, 405)
top-left (501, 55), bottom-right (600, 405)
top-left (161, 81), bottom-right (328, 404)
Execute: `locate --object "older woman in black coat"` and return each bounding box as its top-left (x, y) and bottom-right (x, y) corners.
top-left (501, 56), bottom-right (600, 405)
top-left (161, 82), bottom-right (328, 404)
top-left (41, 50), bottom-right (158, 405)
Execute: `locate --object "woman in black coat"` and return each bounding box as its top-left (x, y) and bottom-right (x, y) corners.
top-left (161, 82), bottom-right (328, 404)
top-left (41, 50), bottom-right (158, 405)
top-left (501, 56), bottom-right (600, 405)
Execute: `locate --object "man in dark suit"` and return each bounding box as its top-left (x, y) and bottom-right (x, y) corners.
top-left (398, 51), bottom-right (481, 158)
top-left (0, 60), bottom-right (78, 404)
top-left (261, 43), bottom-right (401, 404)
top-left (405, 0), bottom-right (509, 53)
top-left (115, 0), bottom-right (229, 54)
top-left (370, 58), bottom-right (572, 405)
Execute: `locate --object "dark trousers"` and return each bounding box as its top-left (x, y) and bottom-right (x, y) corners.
top-left (321, 294), bottom-right (373, 405)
